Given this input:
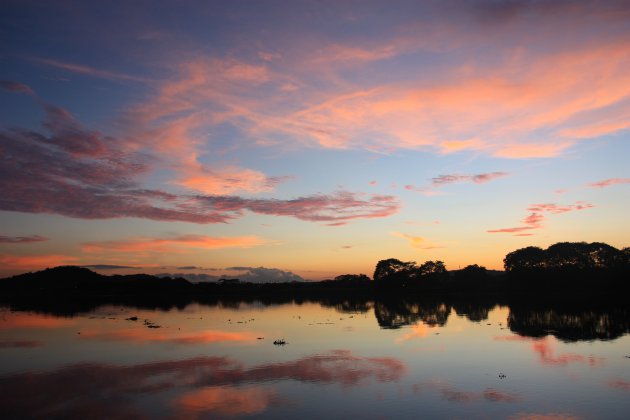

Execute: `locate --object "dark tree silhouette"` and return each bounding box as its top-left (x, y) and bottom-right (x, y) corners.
top-left (504, 246), bottom-right (546, 271)
top-left (504, 242), bottom-right (625, 272)
top-left (373, 258), bottom-right (418, 283)
top-left (334, 274), bottom-right (370, 283)
top-left (459, 264), bottom-right (488, 276)
top-left (418, 260), bottom-right (447, 276)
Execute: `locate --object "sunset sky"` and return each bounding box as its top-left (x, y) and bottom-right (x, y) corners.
top-left (1, 0), bottom-right (628, 280)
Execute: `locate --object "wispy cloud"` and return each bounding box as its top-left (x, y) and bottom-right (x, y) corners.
top-left (82, 235), bottom-right (265, 254)
top-left (588, 178), bottom-right (630, 188)
top-left (488, 202), bottom-right (594, 235)
top-left (32, 57), bottom-right (148, 82)
top-left (412, 379), bottom-right (521, 403)
top-left (405, 172), bottom-right (508, 196)
top-left (81, 264), bottom-right (136, 270)
top-left (0, 80), bottom-right (35, 95)
top-left (0, 235), bottom-right (48, 244)
top-left (391, 232), bottom-right (442, 250)
top-left (431, 172), bottom-right (509, 186)
top-left (607, 379), bottom-right (630, 391)
top-left (0, 98), bottom-right (399, 225)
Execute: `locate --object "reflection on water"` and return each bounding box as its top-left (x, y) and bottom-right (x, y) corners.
top-left (0, 350), bottom-right (403, 419)
top-left (375, 299), bottom-right (451, 329)
top-left (1, 299), bottom-right (629, 419)
top-left (508, 304), bottom-right (630, 341)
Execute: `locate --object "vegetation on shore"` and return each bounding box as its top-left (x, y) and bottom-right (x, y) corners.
top-left (0, 242), bottom-right (627, 303)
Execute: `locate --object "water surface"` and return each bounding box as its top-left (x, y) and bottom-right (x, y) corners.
top-left (1, 300), bottom-right (629, 419)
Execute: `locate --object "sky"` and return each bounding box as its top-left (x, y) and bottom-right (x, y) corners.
top-left (0, 0), bottom-right (629, 280)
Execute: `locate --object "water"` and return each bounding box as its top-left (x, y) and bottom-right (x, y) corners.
top-left (1, 299), bottom-right (629, 419)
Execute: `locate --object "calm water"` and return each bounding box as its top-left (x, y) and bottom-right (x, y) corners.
top-left (1, 300), bottom-right (629, 419)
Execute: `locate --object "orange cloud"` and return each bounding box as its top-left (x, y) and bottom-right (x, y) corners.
top-left (177, 166), bottom-right (292, 195)
top-left (245, 33), bottom-right (630, 158)
top-left (0, 254), bottom-right (79, 269)
top-left (391, 232), bottom-right (442, 250)
top-left (82, 234), bottom-right (265, 254)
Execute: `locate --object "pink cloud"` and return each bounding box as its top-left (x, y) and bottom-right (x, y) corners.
top-left (0, 101), bottom-right (398, 225)
top-left (431, 174), bottom-right (470, 186)
top-left (588, 178), bottom-right (630, 188)
top-left (202, 191), bottom-right (400, 224)
top-left (0, 80), bottom-right (35, 95)
top-left (178, 167), bottom-right (293, 195)
top-left (0, 235), bottom-right (48, 244)
top-left (471, 172), bottom-right (509, 183)
top-left (405, 172), bottom-right (507, 196)
top-left (432, 172), bottom-right (508, 186)
top-left (488, 202), bottom-right (594, 236)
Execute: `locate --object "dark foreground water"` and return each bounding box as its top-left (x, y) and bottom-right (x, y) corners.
top-left (1, 300), bottom-right (629, 419)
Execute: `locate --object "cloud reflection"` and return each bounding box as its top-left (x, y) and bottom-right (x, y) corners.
top-left (494, 335), bottom-right (604, 367)
top-left (412, 379), bottom-right (521, 403)
top-left (79, 328), bottom-right (258, 345)
top-left (0, 340), bottom-right (43, 348)
top-left (607, 379), bottom-right (630, 391)
top-left (176, 386), bottom-right (282, 419)
top-left (508, 413), bottom-right (580, 420)
top-left (0, 350), bottom-right (404, 418)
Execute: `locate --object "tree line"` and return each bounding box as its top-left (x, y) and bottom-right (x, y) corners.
top-left (334, 241), bottom-right (628, 293)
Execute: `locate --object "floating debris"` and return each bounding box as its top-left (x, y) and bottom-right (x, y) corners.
top-left (273, 339), bottom-right (287, 345)
top-left (147, 325), bottom-right (161, 329)
top-left (257, 337), bottom-right (264, 340)
top-left (498, 373), bottom-right (507, 379)
top-left (125, 316), bottom-right (138, 321)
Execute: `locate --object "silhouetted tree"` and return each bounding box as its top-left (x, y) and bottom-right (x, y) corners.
top-left (373, 258), bottom-right (418, 284)
top-left (418, 260), bottom-right (447, 276)
top-left (505, 242), bottom-right (624, 272)
top-left (504, 246), bottom-right (547, 271)
top-left (546, 242), bottom-right (595, 269)
top-left (334, 274), bottom-right (370, 283)
top-left (460, 264), bottom-right (488, 276)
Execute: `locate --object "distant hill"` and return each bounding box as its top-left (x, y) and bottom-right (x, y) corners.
top-left (0, 266), bottom-right (192, 294)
